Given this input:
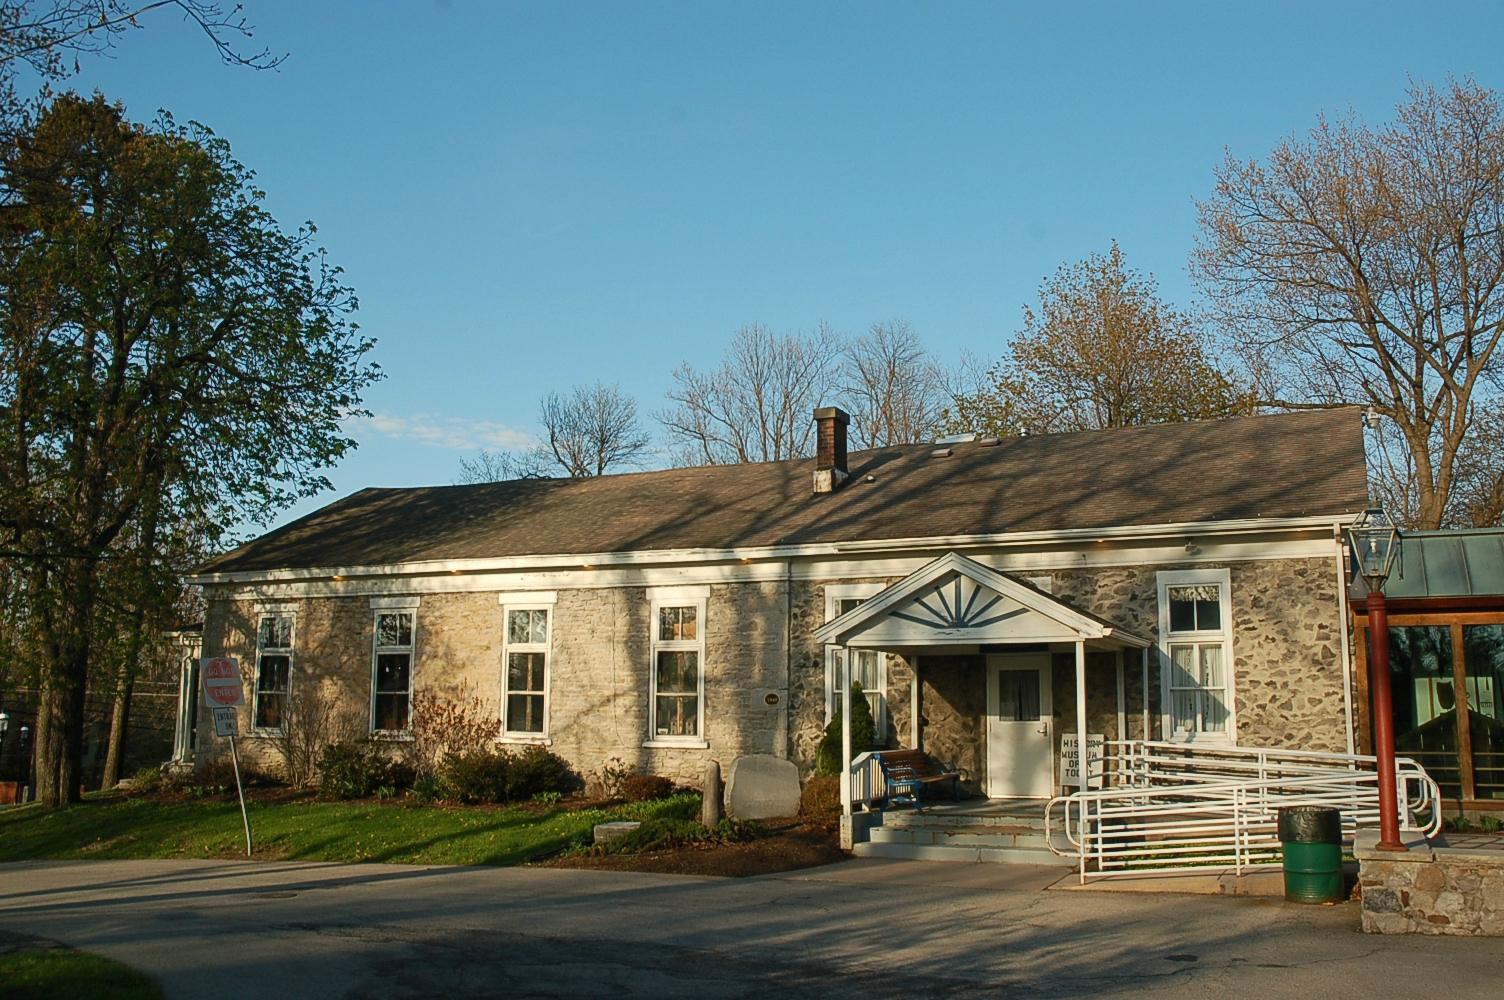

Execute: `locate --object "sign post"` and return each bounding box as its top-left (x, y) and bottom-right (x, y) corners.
top-left (201, 657), bottom-right (253, 858)
top-left (1061, 733), bottom-right (1106, 789)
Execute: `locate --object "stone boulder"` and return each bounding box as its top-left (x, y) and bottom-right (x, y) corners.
top-left (725, 754), bottom-right (800, 820)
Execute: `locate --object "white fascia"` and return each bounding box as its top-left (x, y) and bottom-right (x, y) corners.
top-left (187, 513), bottom-right (1357, 587)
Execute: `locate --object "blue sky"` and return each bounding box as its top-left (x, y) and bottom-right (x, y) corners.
top-left (64, 1), bottom-right (1504, 531)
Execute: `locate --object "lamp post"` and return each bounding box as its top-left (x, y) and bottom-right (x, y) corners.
top-left (1348, 507), bottom-right (1406, 851)
top-left (0, 710), bottom-right (9, 786)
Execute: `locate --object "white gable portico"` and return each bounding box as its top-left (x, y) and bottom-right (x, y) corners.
top-left (815, 552), bottom-right (1152, 816)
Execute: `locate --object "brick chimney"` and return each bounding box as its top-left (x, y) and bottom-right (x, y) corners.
top-left (812, 406), bottom-right (849, 494)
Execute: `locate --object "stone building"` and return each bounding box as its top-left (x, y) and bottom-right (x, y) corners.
top-left (178, 406), bottom-right (1369, 800)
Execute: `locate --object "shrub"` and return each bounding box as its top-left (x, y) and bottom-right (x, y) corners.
top-left (621, 774), bottom-right (676, 802)
top-left (594, 756), bottom-right (632, 799)
top-left (507, 745), bottom-right (579, 800)
top-left (407, 690), bottom-right (500, 783)
top-left (615, 791), bottom-right (701, 822)
top-left (268, 683), bottom-right (363, 787)
top-left (440, 748), bottom-right (511, 804)
top-left (816, 683), bottom-right (876, 775)
top-left (800, 774), bottom-right (840, 821)
top-left (129, 766), bottom-right (163, 794)
top-left (593, 816), bottom-right (762, 855)
top-left (170, 759), bottom-right (272, 798)
top-left (317, 741), bottom-right (392, 800)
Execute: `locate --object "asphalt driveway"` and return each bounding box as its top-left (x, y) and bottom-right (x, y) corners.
top-left (0, 858), bottom-right (1498, 998)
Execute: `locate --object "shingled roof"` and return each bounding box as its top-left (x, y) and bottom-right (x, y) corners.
top-left (195, 408), bottom-right (1368, 576)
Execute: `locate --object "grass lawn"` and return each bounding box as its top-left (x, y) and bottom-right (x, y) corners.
top-left (0, 793), bottom-right (699, 867)
top-left (0, 948), bottom-right (163, 1000)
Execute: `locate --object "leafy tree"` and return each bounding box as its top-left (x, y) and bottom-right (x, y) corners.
top-left (949, 243), bottom-right (1251, 438)
top-left (0, 94), bottom-right (379, 806)
top-left (1196, 78), bottom-right (1504, 529)
top-left (816, 683), bottom-right (876, 776)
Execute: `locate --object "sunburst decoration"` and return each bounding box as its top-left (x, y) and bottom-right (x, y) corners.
top-left (890, 572), bottom-right (1024, 631)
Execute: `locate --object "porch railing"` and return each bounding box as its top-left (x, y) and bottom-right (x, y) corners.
top-left (1046, 740), bottom-right (1443, 882)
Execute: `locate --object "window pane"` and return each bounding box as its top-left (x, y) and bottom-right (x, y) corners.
top-left (507, 694), bottom-right (545, 733)
top-left (375, 693), bottom-right (409, 731)
top-left (1196, 595), bottom-right (1221, 631)
top-left (529, 609), bottom-right (548, 644)
top-left (1169, 595), bottom-right (1196, 633)
top-left (1169, 645), bottom-right (1196, 687)
top-left (1464, 624), bottom-right (1504, 800)
top-left (659, 605), bottom-right (697, 641)
top-left (656, 650), bottom-right (698, 693)
top-left (1199, 645), bottom-right (1225, 689)
top-left (1387, 625), bottom-right (1461, 798)
top-left (1172, 690), bottom-right (1197, 733)
top-left (508, 610), bottom-right (530, 644)
top-left (259, 615), bottom-right (292, 649)
top-left (257, 654), bottom-right (289, 692)
top-left (255, 691), bottom-right (285, 729)
top-left (838, 598), bottom-right (865, 616)
top-left (377, 612), bottom-right (412, 647)
top-left (508, 652), bottom-right (546, 693)
top-left (656, 695), bottom-right (698, 737)
top-left (376, 652), bottom-right (410, 693)
top-left (997, 669), bottom-right (1040, 722)
top-left (853, 650), bottom-right (880, 691)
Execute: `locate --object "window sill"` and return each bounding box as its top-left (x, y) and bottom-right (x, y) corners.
top-left (642, 738), bottom-right (710, 750)
top-left (247, 729), bottom-right (283, 739)
top-left (496, 734), bottom-right (552, 747)
top-left (369, 731), bottom-right (415, 742)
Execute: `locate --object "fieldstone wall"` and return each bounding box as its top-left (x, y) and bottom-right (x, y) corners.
top-left (193, 553), bottom-right (1348, 790)
top-left (1357, 832), bottom-right (1504, 935)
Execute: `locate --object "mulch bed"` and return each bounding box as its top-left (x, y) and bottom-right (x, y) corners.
top-left (542, 818), bottom-right (847, 877)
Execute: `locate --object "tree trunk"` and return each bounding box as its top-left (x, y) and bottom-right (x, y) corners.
top-left (99, 667), bottom-right (133, 789)
top-left (34, 559), bottom-right (99, 808)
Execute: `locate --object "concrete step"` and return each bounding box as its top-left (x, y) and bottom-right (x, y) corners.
top-left (877, 811), bottom-right (1048, 831)
top-left (851, 841), bottom-right (1076, 866)
top-left (867, 825), bottom-right (1069, 852)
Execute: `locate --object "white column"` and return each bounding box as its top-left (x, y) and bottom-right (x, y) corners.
top-left (1141, 646), bottom-right (1151, 741)
top-left (1075, 640), bottom-right (1088, 791)
top-left (840, 651), bottom-right (853, 817)
top-left (1115, 649), bottom-right (1126, 741)
top-left (909, 657), bottom-right (921, 750)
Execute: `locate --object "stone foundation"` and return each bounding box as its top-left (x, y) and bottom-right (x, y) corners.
top-left (1356, 831), bottom-right (1504, 935)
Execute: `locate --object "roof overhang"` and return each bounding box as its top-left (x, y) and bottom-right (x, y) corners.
top-left (813, 551), bottom-right (1152, 650)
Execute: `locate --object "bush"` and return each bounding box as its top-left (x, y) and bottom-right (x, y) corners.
top-left (128, 765), bottom-right (163, 794)
top-left (594, 756), bottom-right (632, 799)
top-left (816, 683), bottom-right (876, 775)
top-left (169, 759), bottom-right (273, 798)
top-left (507, 745), bottom-right (580, 800)
top-left (620, 773), bottom-right (676, 802)
top-left (800, 774), bottom-right (840, 821)
top-left (440, 748), bottom-right (511, 804)
top-left (317, 741), bottom-right (391, 800)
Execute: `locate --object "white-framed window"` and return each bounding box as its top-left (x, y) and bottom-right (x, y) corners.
top-left (501, 596), bottom-right (553, 741)
top-left (253, 612), bottom-right (294, 732)
top-left (370, 598), bottom-right (419, 735)
top-left (1157, 568), bottom-right (1235, 742)
top-left (647, 586), bottom-right (708, 747)
top-left (824, 583), bottom-right (887, 740)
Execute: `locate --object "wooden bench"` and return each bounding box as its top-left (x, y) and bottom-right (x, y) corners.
top-left (875, 750), bottom-right (962, 811)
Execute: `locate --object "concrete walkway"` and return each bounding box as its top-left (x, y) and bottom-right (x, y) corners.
top-left (0, 858), bottom-right (1499, 998)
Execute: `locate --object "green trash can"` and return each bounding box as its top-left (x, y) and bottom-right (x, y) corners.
top-left (1278, 805), bottom-right (1344, 903)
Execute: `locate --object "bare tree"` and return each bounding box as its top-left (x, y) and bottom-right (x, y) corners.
top-left (539, 382), bottom-right (650, 477)
top-left (1196, 78), bottom-right (1504, 529)
top-left (454, 449), bottom-right (549, 484)
top-left (840, 320), bottom-right (946, 447)
top-left (660, 323), bottom-right (842, 465)
top-left (949, 243), bottom-right (1250, 438)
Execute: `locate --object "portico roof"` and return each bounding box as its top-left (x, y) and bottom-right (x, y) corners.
top-left (813, 551), bottom-right (1152, 650)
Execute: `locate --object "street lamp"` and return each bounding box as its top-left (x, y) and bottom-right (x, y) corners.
top-left (1348, 507), bottom-right (1407, 851)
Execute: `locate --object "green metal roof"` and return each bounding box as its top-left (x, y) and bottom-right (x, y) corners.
top-left (1379, 529), bottom-right (1504, 599)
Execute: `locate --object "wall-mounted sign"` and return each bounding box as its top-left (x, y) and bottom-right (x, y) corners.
top-left (1061, 733), bottom-right (1106, 788)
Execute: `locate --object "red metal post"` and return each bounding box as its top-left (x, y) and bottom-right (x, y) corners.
top-left (1367, 590), bottom-right (1407, 851)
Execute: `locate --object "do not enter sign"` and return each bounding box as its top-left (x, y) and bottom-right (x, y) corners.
top-left (201, 657), bottom-right (245, 707)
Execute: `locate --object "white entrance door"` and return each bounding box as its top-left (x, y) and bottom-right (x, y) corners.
top-left (985, 653), bottom-right (1054, 798)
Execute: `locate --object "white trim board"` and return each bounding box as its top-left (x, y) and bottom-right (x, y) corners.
top-left (204, 536), bottom-right (1343, 602)
top-left (189, 514), bottom-right (1357, 585)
